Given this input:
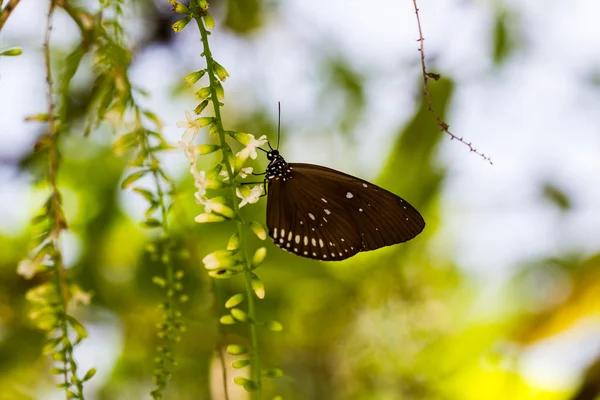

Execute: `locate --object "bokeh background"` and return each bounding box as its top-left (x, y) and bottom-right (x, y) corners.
top-left (1, 0), bottom-right (600, 399)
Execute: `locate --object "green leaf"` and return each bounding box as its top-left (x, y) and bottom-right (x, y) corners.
top-left (214, 81), bottom-right (224, 100)
top-left (213, 61), bottom-right (230, 82)
top-left (121, 170), bottom-right (148, 189)
top-left (233, 377), bottom-right (258, 391)
top-left (262, 368), bottom-right (283, 378)
top-left (143, 110), bottom-right (163, 130)
top-left (266, 320), bottom-right (283, 332)
top-left (152, 276), bottom-right (167, 288)
top-left (251, 274), bottom-right (265, 299)
top-left (208, 122), bottom-right (219, 136)
top-left (208, 269), bottom-right (239, 279)
top-left (194, 100), bottom-right (209, 115)
top-left (230, 308), bottom-right (248, 322)
top-left (197, 144), bottom-right (220, 155)
top-left (140, 219), bottom-right (162, 228)
top-left (184, 70), bottom-right (206, 86)
top-left (196, 117), bottom-right (215, 128)
top-left (204, 13), bottom-right (215, 30)
top-left (195, 86), bottom-right (212, 100)
top-left (50, 367), bottom-right (66, 375)
top-left (251, 247), bottom-right (267, 269)
top-left (226, 344), bottom-right (248, 355)
top-left (220, 315), bottom-right (236, 325)
top-left (132, 188), bottom-right (155, 202)
top-left (67, 315), bottom-right (88, 343)
top-left (43, 338), bottom-right (62, 354)
top-left (249, 221), bottom-right (267, 240)
top-left (225, 293), bottom-right (245, 308)
top-left (232, 359), bottom-right (251, 369)
top-left (172, 15), bottom-right (192, 32)
top-left (0, 47), bottom-right (22, 56)
top-left (113, 131), bottom-right (138, 154)
top-left (82, 368), bottom-right (97, 382)
top-left (227, 232), bottom-right (240, 251)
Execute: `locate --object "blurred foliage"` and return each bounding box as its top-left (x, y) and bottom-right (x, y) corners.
top-left (1, 0), bottom-right (600, 399)
top-left (492, 7), bottom-right (518, 65)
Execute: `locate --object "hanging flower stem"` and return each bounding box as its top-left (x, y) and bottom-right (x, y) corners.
top-left (191, 5), bottom-right (263, 396)
top-left (39, 1), bottom-right (88, 397)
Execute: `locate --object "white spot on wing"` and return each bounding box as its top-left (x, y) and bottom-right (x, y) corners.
top-left (303, 251), bottom-right (308, 255)
top-left (362, 183), bottom-right (368, 187)
top-left (281, 228), bottom-right (285, 238)
top-left (319, 239), bottom-right (324, 248)
top-left (311, 238), bottom-right (316, 247)
top-left (273, 228), bottom-right (278, 238)
top-left (295, 235), bottom-right (300, 244)
top-left (308, 213), bottom-right (315, 220)
top-left (304, 236), bottom-right (308, 246)
top-left (321, 198), bottom-right (328, 203)
top-left (288, 231), bottom-right (292, 241)
top-left (324, 209), bottom-right (331, 215)
top-left (279, 238), bottom-right (284, 244)
top-left (346, 192), bottom-right (354, 199)
top-left (359, 208), bottom-right (363, 212)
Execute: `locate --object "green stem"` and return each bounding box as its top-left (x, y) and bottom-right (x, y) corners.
top-left (45, 2), bottom-right (84, 398)
top-left (192, 6), bottom-right (262, 397)
top-left (137, 108), bottom-right (179, 397)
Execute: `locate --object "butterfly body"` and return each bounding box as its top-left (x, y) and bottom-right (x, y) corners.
top-left (265, 150), bottom-right (425, 261)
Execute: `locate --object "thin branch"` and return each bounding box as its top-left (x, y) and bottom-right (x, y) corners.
top-left (0, 0), bottom-right (20, 32)
top-left (411, 0), bottom-right (493, 165)
top-left (44, 1), bottom-right (73, 394)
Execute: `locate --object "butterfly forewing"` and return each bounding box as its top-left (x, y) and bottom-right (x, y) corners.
top-left (266, 160), bottom-right (425, 261)
top-left (267, 167), bottom-right (362, 260)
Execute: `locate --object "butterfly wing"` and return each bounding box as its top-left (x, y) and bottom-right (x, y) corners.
top-left (266, 163), bottom-right (425, 261)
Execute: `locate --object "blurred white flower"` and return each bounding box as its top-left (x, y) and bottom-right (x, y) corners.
top-left (218, 166), bottom-right (254, 181)
top-left (176, 110), bottom-right (202, 142)
top-left (235, 134), bottom-right (267, 161)
top-left (17, 258), bottom-right (39, 279)
top-left (236, 185), bottom-right (262, 208)
top-left (70, 287), bottom-right (93, 307)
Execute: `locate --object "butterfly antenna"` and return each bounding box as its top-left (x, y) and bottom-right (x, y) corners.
top-left (277, 101), bottom-right (281, 151)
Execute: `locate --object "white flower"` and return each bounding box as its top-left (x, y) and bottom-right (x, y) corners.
top-left (239, 167), bottom-right (253, 178)
top-left (218, 166), bottom-right (253, 181)
top-left (176, 110), bottom-right (202, 143)
top-left (236, 185), bottom-right (263, 208)
top-left (17, 258), bottom-right (39, 279)
top-left (70, 287), bottom-right (93, 307)
top-left (193, 170), bottom-right (208, 199)
top-left (235, 134), bottom-right (268, 161)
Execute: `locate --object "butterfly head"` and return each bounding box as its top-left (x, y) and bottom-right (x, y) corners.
top-left (266, 149), bottom-right (281, 162)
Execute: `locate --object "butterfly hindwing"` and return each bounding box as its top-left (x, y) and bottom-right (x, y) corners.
top-left (266, 161), bottom-right (424, 261)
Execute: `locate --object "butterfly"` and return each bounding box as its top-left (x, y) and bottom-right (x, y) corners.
top-left (261, 148), bottom-right (425, 261)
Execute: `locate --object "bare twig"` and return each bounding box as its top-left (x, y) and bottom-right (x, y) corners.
top-left (0, 0), bottom-right (20, 32)
top-left (412, 0), bottom-right (493, 164)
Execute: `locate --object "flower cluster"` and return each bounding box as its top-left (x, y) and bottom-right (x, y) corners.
top-left (178, 112), bottom-right (267, 222)
top-left (173, 2), bottom-right (285, 396)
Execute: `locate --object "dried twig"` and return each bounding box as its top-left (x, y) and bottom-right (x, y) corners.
top-left (0, 0), bottom-right (21, 32)
top-left (412, 0), bottom-right (493, 164)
